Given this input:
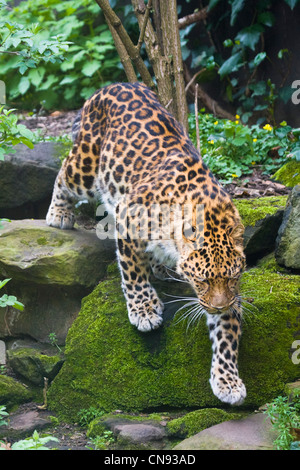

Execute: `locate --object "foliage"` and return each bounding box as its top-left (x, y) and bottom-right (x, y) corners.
top-left (0, 278), bottom-right (24, 311)
top-left (0, 0), bottom-right (125, 110)
top-left (0, 106), bottom-right (34, 160)
top-left (0, 430), bottom-right (59, 450)
top-left (189, 112), bottom-right (300, 183)
top-left (87, 431), bottom-right (115, 450)
top-left (184, 0), bottom-right (300, 124)
top-left (77, 407), bottom-right (105, 427)
top-left (48, 332), bottom-right (62, 354)
top-left (0, 405), bottom-right (9, 427)
top-left (265, 395), bottom-right (300, 450)
top-left (1, 406), bottom-right (59, 450)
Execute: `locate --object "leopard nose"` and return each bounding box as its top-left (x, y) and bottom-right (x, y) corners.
top-left (210, 304), bottom-right (227, 311)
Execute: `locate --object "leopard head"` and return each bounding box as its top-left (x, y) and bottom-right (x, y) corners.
top-left (177, 218), bottom-right (245, 315)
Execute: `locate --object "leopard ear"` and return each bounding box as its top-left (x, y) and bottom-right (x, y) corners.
top-left (231, 223), bottom-right (244, 240)
top-left (230, 223), bottom-right (245, 250)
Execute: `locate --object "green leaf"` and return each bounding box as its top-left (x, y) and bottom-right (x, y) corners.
top-left (18, 76), bottom-right (30, 94)
top-left (0, 279), bottom-right (11, 289)
top-left (230, 0), bottom-right (246, 26)
top-left (82, 61), bottom-right (99, 77)
top-left (208, 0), bottom-right (221, 11)
top-left (236, 24), bottom-right (264, 51)
top-left (293, 149), bottom-right (300, 161)
top-left (284, 0), bottom-right (300, 9)
top-left (257, 11), bottom-right (275, 27)
top-left (253, 52), bottom-right (267, 66)
top-left (218, 52), bottom-right (243, 79)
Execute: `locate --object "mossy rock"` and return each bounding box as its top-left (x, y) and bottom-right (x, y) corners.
top-left (233, 196), bottom-right (287, 258)
top-left (7, 348), bottom-right (63, 386)
top-left (0, 375), bottom-right (32, 411)
top-left (233, 196), bottom-right (287, 227)
top-left (273, 160), bottom-right (300, 188)
top-left (47, 259), bottom-right (300, 422)
top-left (0, 219), bottom-right (115, 287)
top-left (166, 408), bottom-right (242, 438)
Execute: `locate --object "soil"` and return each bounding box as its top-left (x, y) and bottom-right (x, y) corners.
top-left (1, 401), bottom-right (90, 451)
top-left (18, 110), bottom-right (291, 200)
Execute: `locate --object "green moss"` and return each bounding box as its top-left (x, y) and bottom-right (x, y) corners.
top-left (256, 252), bottom-right (289, 273)
top-left (7, 348), bottom-right (63, 386)
top-left (47, 263), bottom-right (300, 422)
top-left (233, 196), bottom-right (287, 226)
top-left (36, 236), bottom-right (48, 245)
top-left (0, 375), bottom-right (32, 411)
top-left (273, 160), bottom-right (300, 187)
top-left (166, 408), bottom-right (242, 438)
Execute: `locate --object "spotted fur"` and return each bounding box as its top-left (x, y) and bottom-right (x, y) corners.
top-left (46, 82), bottom-right (246, 405)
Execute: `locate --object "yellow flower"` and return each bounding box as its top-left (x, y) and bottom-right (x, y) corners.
top-left (214, 121), bottom-right (218, 125)
top-left (251, 161), bottom-right (256, 165)
top-left (208, 140), bottom-right (214, 144)
top-left (231, 173), bottom-right (238, 178)
top-left (235, 120), bottom-right (239, 124)
top-left (263, 124), bottom-right (273, 131)
top-left (253, 138), bottom-right (257, 142)
top-left (235, 114), bottom-right (240, 119)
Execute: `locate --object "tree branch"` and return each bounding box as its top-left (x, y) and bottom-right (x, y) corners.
top-left (178, 7), bottom-right (208, 30)
top-left (104, 14), bottom-right (138, 83)
top-left (136, 0), bottom-right (152, 52)
top-left (95, 0), bottom-right (154, 88)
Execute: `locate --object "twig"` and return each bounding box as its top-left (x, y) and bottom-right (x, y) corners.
top-left (105, 14), bottom-right (138, 82)
top-left (194, 84), bottom-right (201, 156)
top-left (136, 0), bottom-right (152, 52)
top-left (178, 6), bottom-right (208, 30)
top-left (95, 0), bottom-right (154, 88)
top-left (37, 377), bottom-right (48, 410)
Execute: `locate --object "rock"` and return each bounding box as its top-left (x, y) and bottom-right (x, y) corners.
top-left (0, 219), bottom-right (115, 343)
top-left (115, 424), bottom-right (166, 449)
top-left (173, 413), bottom-right (278, 450)
top-left (87, 412), bottom-right (168, 450)
top-left (0, 142), bottom-right (71, 219)
top-left (233, 196), bottom-right (287, 259)
top-left (7, 347), bottom-right (63, 386)
top-left (273, 160), bottom-right (300, 188)
top-left (0, 408), bottom-right (53, 441)
top-left (166, 408), bottom-right (242, 439)
top-left (0, 375), bottom-right (32, 411)
top-left (0, 340), bottom-right (5, 365)
top-left (47, 259), bottom-right (300, 421)
top-left (275, 185), bottom-right (300, 270)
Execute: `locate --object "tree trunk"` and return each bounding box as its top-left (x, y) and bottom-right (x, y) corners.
top-left (95, 0), bottom-right (190, 130)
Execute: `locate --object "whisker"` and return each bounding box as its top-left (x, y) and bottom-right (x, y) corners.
top-left (186, 307), bottom-right (205, 331)
top-left (173, 303), bottom-right (201, 325)
top-left (164, 297), bottom-right (198, 305)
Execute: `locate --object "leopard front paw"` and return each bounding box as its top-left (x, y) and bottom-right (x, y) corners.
top-left (46, 207), bottom-right (75, 230)
top-left (128, 297), bottom-right (164, 332)
top-left (210, 375), bottom-right (246, 406)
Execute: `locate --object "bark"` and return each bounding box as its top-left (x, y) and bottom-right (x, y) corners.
top-left (95, 0), bottom-right (154, 88)
top-left (167, 0), bottom-right (189, 130)
top-left (132, 0), bottom-right (176, 117)
top-left (178, 7), bottom-right (208, 29)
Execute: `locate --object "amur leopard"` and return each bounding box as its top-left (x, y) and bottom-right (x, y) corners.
top-left (46, 82), bottom-right (246, 405)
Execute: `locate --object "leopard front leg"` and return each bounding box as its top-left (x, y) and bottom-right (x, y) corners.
top-left (117, 238), bottom-right (164, 332)
top-left (46, 162), bottom-right (75, 230)
top-left (206, 312), bottom-right (246, 406)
